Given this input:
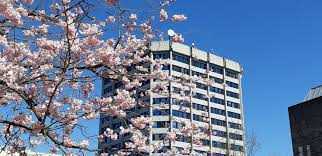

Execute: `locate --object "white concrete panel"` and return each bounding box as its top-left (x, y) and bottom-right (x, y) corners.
top-left (209, 54), bottom-right (224, 66)
top-left (151, 128), bottom-right (169, 133)
top-left (225, 59), bottom-right (241, 72)
top-left (152, 116), bottom-right (170, 121)
top-left (172, 42), bottom-right (190, 56)
top-left (150, 41), bottom-right (170, 51)
top-left (192, 47), bottom-right (207, 61)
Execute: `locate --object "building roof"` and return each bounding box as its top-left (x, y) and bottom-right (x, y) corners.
top-left (150, 41), bottom-right (243, 73)
top-left (304, 85), bottom-right (322, 101)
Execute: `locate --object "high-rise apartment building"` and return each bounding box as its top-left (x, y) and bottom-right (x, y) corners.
top-left (289, 85), bottom-right (322, 156)
top-left (99, 41), bottom-right (245, 156)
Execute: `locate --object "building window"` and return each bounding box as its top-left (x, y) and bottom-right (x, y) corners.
top-left (229, 122), bottom-right (242, 130)
top-left (153, 98), bottom-right (170, 104)
top-left (212, 141), bottom-right (227, 149)
top-left (172, 87), bottom-right (181, 94)
top-left (226, 81), bottom-right (239, 89)
top-left (211, 118), bottom-right (226, 127)
top-left (152, 121), bottom-right (170, 128)
top-left (176, 134), bottom-right (191, 143)
top-left (227, 101), bottom-right (240, 109)
top-left (231, 144), bottom-right (244, 152)
top-left (193, 93), bottom-right (208, 101)
top-left (172, 65), bottom-right (189, 75)
top-left (192, 59), bottom-right (207, 69)
top-left (209, 86), bottom-right (224, 95)
top-left (200, 139), bottom-right (211, 146)
top-left (172, 110), bottom-right (191, 119)
top-left (161, 65), bottom-right (170, 70)
top-left (153, 52), bottom-right (170, 59)
top-left (172, 52), bottom-right (189, 64)
top-left (226, 69), bottom-right (239, 79)
top-left (193, 114), bottom-right (208, 123)
top-left (152, 133), bottom-right (167, 141)
top-left (212, 153), bottom-right (226, 156)
top-left (211, 107), bottom-right (226, 116)
top-left (226, 91), bottom-right (240, 99)
top-left (228, 111), bottom-right (241, 119)
top-left (153, 109), bottom-right (170, 116)
top-left (172, 98), bottom-right (190, 107)
top-left (210, 97), bottom-right (225, 105)
top-left (192, 103), bottom-right (208, 112)
top-left (212, 130), bottom-right (227, 138)
top-left (192, 71), bottom-right (207, 78)
top-left (229, 133), bottom-right (243, 141)
top-left (196, 82), bottom-right (208, 90)
top-left (209, 76), bottom-right (224, 84)
top-left (172, 121), bottom-right (185, 129)
top-left (209, 63), bottom-right (224, 74)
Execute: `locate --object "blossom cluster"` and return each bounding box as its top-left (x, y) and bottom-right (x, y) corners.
top-left (0, 0), bottom-right (190, 155)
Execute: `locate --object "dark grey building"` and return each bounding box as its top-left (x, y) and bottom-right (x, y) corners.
top-left (288, 85), bottom-right (322, 156)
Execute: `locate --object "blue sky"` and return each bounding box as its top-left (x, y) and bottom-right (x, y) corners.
top-left (49, 0), bottom-right (322, 155)
top-left (167, 0), bottom-right (322, 155)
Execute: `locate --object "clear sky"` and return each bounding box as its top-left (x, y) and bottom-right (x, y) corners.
top-left (167, 0), bottom-right (322, 155)
top-left (78, 0), bottom-right (322, 155)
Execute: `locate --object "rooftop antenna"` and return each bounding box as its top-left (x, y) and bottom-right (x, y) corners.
top-left (167, 29), bottom-right (175, 47)
top-left (167, 29), bottom-right (175, 37)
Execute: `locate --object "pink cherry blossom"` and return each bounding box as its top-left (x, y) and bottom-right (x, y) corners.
top-left (131, 116), bottom-right (150, 129)
top-left (0, 0), bottom-right (191, 154)
top-left (106, 0), bottom-right (118, 6)
top-left (166, 132), bottom-right (177, 141)
top-left (160, 9), bottom-right (168, 22)
top-left (172, 14), bottom-right (187, 22)
top-left (172, 33), bottom-right (184, 43)
top-left (21, 0), bottom-right (33, 4)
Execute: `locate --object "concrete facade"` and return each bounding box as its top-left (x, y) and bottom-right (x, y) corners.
top-left (99, 41), bottom-right (245, 156)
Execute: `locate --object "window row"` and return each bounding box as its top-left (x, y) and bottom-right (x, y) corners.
top-left (227, 101), bottom-right (240, 109)
top-left (172, 65), bottom-right (189, 75)
top-left (193, 114), bottom-right (208, 123)
top-left (192, 58), bottom-right (207, 69)
top-left (153, 52), bottom-right (170, 59)
top-left (228, 111), bottom-right (241, 119)
top-left (152, 133), bottom-right (242, 150)
top-left (226, 91), bottom-right (240, 99)
top-left (172, 110), bottom-right (190, 119)
top-left (172, 52), bottom-right (239, 79)
top-left (229, 133), bottom-right (243, 141)
top-left (153, 109), bottom-right (170, 116)
top-left (152, 98), bottom-right (240, 110)
top-left (226, 81), bottom-right (239, 89)
top-left (212, 130), bottom-right (227, 138)
top-left (176, 134), bottom-right (191, 143)
top-left (193, 103), bottom-right (208, 112)
top-left (152, 133), bottom-right (166, 141)
top-left (211, 107), bottom-right (226, 116)
top-left (152, 121), bottom-right (170, 128)
top-left (172, 121), bottom-right (185, 129)
top-left (153, 97), bottom-right (170, 104)
top-left (210, 86), bottom-right (225, 94)
top-left (229, 122), bottom-right (243, 130)
top-left (172, 98), bottom-right (190, 107)
top-left (231, 144), bottom-right (244, 152)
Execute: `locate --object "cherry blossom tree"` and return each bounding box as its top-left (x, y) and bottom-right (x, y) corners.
top-left (0, 0), bottom-right (191, 155)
